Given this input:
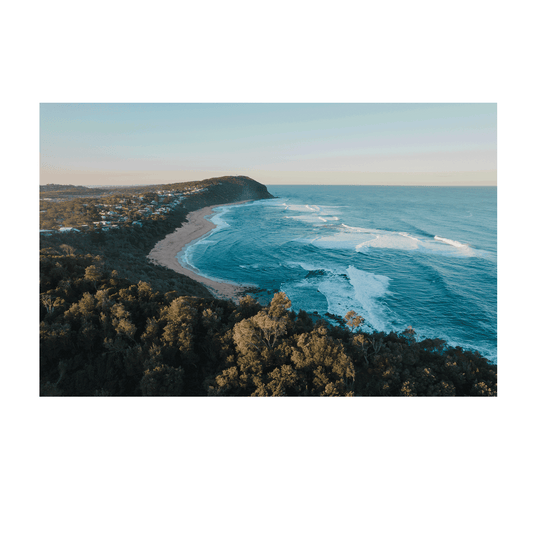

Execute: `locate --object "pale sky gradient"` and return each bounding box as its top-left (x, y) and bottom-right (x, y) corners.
top-left (40, 103), bottom-right (496, 186)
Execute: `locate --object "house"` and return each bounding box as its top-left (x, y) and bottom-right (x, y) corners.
top-left (59, 227), bottom-right (80, 233)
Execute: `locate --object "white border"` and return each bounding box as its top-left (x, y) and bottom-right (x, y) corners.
top-left (17, 87), bottom-right (20, 415)
top-left (18, 84), bottom-right (516, 416)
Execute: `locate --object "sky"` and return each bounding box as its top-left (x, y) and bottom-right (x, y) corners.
top-left (40, 103), bottom-right (496, 186)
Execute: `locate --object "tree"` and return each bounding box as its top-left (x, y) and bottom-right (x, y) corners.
top-left (344, 310), bottom-right (367, 361)
top-left (291, 331), bottom-right (355, 396)
top-left (59, 244), bottom-right (77, 255)
top-left (140, 365), bottom-right (184, 396)
top-left (344, 310), bottom-right (364, 330)
top-left (161, 297), bottom-right (199, 365)
top-left (232, 292), bottom-right (291, 357)
top-left (84, 264), bottom-right (103, 289)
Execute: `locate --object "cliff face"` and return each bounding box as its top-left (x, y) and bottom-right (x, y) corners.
top-left (181, 176), bottom-right (274, 211)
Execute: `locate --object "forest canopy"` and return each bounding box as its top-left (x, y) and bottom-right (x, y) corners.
top-left (40, 251), bottom-right (496, 396)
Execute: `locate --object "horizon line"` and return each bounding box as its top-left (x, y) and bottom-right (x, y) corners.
top-left (40, 182), bottom-right (497, 188)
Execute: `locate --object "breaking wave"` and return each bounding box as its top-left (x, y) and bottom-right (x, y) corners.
top-left (281, 263), bottom-right (392, 332)
top-left (434, 235), bottom-right (468, 248)
top-left (182, 186), bottom-right (497, 361)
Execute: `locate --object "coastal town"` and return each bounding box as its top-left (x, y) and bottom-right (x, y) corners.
top-left (39, 184), bottom-right (206, 234)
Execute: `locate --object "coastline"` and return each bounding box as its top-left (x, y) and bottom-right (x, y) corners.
top-left (147, 201), bottom-right (253, 301)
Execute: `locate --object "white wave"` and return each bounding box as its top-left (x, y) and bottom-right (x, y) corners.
top-left (208, 207), bottom-right (231, 232)
top-left (285, 260), bottom-right (495, 351)
top-left (208, 199), bottom-right (266, 231)
top-left (281, 203), bottom-right (342, 218)
top-left (317, 277), bottom-right (359, 318)
top-left (340, 224), bottom-right (380, 233)
top-left (177, 246), bottom-right (200, 274)
top-left (285, 204), bottom-right (314, 212)
top-left (341, 223), bottom-right (362, 231)
top-left (208, 218), bottom-right (229, 233)
top-left (268, 201), bottom-right (289, 209)
top-left (355, 239), bottom-right (377, 253)
top-left (282, 263), bottom-right (393, 332)
top-left (307, 231), bottom-right (420, 253)
top-left (299, 224), bottom-right (484, 258)
top-left (378, 234), bottom-right (419, 250)
top-left (265, 199), bottom-right (289, 206)
top-left (178, 244), bottom-right (254, 288)
top-left (345, 266), bottom-right (392, 331)
top-left (399, 232), bottom-right (420, 242)
top-left (434, 235), bottom-right (467, 248)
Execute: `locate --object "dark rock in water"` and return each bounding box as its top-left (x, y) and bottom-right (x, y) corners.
top-left (305, 269), bottom-right (327, 279)
top-left (247, 287), bottom-right (267, 295)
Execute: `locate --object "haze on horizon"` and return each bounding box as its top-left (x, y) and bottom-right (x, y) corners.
top-left (40, 103), bottom-right (496, 187)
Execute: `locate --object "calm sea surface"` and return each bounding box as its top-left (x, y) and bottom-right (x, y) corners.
top-left (180, 186), bottom-right (497, 362)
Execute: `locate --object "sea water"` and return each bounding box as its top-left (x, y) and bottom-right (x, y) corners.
top-left (182, 186), bottom-right (497, 362)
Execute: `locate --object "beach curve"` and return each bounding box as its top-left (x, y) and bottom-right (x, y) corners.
top-left (147, 201), bottom-right (253, 302)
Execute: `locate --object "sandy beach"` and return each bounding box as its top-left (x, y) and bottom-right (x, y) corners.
top-left (147, 201), bottom-right (252, 301)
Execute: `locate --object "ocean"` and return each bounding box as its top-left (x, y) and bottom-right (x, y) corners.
top-left (180, 186), bottom-right (497, 363)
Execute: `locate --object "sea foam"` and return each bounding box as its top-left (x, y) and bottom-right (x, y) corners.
top-left (282, 263), bottom-right (393, 332)
top-left (300, 224), bottom-right (484, 258)
top-left (181, 186), bottom-right (497, 361)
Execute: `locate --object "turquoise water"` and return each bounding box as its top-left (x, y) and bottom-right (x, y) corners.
top-left (181, 186), bottom-right (497, 362)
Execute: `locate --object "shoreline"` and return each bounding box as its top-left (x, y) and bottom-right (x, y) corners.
top-left (147, 201), bottom-right (253, 301)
